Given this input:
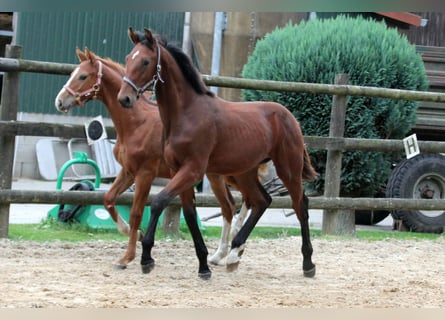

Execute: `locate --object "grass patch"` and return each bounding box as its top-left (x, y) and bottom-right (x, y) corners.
top-left (354, 228), bottom-right (442, 241)
top-left (9, 219), bottom-right (128, 242)
top-left (199, 226), bottom-right (441, 241)
top-left (7, 218), bottom-right (442, 242)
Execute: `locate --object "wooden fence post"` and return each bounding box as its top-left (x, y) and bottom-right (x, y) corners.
top-left (321, 74), bottom-right (356, 236)
top-left (162, 204), bottom-right (181, 235)
top-left (0, 45), bottom-right (22, 238)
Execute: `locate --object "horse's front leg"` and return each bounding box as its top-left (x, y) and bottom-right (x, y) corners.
top-left (103, 171), bottom-right (137, 268)
top-left (116, 173), bottom-right (154, 269)
top-left (179, 187), bottom-right (211, 279)
top-left (140, 189), bottom-right (170, 274)
top-left (141, 165), bottom-right (211, 279)
top-left (104, 171), bottom-right (134, 235)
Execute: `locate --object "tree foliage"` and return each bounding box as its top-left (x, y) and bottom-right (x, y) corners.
top-left (241, 15), bottom-right (428, 196)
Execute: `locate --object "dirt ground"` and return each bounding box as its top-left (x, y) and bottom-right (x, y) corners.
top-left (0, 236), bottom-right (444, 308)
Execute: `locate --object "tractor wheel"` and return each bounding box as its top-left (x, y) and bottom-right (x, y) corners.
top-left (386, 153), bottom-right (445, 233)
top-left (355, 190), bottom-right (389, 225)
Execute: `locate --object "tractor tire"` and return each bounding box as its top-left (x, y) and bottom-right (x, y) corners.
top-left (355, 209), bottom-right (389, 225)
top-left (386, 153), bottom-right (445, 233)
top-left (355, 190), bottom-right (389, 225)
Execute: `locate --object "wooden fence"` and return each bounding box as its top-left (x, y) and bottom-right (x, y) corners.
top-left (2, 44), bottom-right (445, 238)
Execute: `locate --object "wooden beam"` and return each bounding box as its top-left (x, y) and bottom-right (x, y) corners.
top-left (0, 45), bottom-right (20, 238)
top-left (2, 189), bottom-right (445, 211)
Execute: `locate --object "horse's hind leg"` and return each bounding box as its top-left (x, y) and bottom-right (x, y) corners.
top-left (299, 192), bottom-right (315, 277)
top-left (230, 201), bottom-right (249, 240)
top-left (226, 171), bottom-right (271, 272)
top-left (206, 174), bottom-right (236, 265)
top-left (223, 176), bottom-right (250, 240)
top-left (275, 159), bottom-right (316, 278)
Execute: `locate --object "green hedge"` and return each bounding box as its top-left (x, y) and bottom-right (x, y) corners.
top-left (241, 15), bottom-right (428, 197)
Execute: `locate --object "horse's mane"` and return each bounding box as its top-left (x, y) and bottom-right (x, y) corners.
top-left (164, 42), bottom-right (214, 97)
top-left (136, 30), bottom-right (214, 97)
top-left (97, 56), bottom-right (125, 77)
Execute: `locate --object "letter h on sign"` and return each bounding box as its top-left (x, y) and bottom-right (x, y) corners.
top-left (403, 134), bottom-right (420, 159)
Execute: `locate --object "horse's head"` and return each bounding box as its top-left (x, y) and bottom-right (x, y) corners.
top-left (118, 27), bottom-right (163, 109)
top-left (55, 47), bottom-right (103, 112)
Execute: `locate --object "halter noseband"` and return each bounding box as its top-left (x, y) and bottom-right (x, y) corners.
top-left (64, 60), bottom-right (103, 106)
top-left (122, 44), bottom-right (164, 99)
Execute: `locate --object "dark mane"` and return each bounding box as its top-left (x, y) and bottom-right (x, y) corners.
top-left (164, 42), bottom-right (214, 97)
top-left (136, 30), bottom-right (213, 97)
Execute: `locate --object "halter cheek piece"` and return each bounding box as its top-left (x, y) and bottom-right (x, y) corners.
top-left (122, 44), bottom-right (164, 99)
top-left (64, 60), bottom-right (103, 106)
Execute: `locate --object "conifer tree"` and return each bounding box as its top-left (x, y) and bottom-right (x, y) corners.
top-left (242, 15), bottom-right (428, 196)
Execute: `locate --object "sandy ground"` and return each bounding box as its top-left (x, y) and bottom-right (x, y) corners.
top-left (0, 236), bottom-right (444, 308)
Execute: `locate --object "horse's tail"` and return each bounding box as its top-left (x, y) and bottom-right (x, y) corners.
top-left (302, 146), bottom-right (319, 181)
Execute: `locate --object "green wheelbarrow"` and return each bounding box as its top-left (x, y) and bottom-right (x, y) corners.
top-left (47, 151), bottom-right (151, 230)
top-left (47, 151), bottom-right (203, 231)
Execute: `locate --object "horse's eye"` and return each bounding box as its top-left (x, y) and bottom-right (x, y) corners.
top-left (79, 74), bottom-right (88, 81)
top-left (143, 59), bottom-right (149, 66)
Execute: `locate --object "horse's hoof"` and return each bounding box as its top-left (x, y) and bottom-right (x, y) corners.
top-left (208, 260), bottom-right (219, 266)
top-left (207, 255), bottom-right (219, 265)
top-left (226, 247), bottom-right (242, 272)
top-left (208, 256), bottom-right (224, 266)
top-left (198, 270), bottom-right (212, 280)
top-left (141, 261), bottom-right (155, 274)
top-left (226, 261), bottom-right (239, 273)
top-left (114, 264), bottom-right (127, 270)
top-left (207, 260), bottom-right (221, 266)
top-left (303, 265), bottom-right (316, 278)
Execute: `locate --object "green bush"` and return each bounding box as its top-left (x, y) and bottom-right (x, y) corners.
top-left (241, 15), bottom-right (428, 197)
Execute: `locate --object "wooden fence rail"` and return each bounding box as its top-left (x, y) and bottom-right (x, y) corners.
top-left (0, 57), bottom-right (76, 74)
top-left (4, 120), bottom-right (445, 153)
top-left (202, 74), bottom-right (445, 103)
top-left (2, 50), bottom-right (445, 237)
top-left (3, 56), bottom-right (445, 102)
top-left (2, 190), bottom-right (445, 211)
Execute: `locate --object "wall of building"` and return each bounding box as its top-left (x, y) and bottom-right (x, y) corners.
top-left (402, 12), bottom-right (445, 47)
top-left (5, 12), bottom-right (184, 179)
top-left (15, 12), bottom-right (184, 117)
top-left (190, 12), bottom-right (307, 101)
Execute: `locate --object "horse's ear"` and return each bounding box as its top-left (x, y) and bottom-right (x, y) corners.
top-left (143, 28), bottom-right (155, 46)
top-left (84, 47), bottom-right (96, 64)
top-left (128, 27), bottom-right (139, 44)
top-left (76, 47), bottom-right (87, 62)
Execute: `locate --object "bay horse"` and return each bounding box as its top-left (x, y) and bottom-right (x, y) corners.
top-left (117, 28), bottom-right (319, 278)
top-left (54, 48), bottom-right (252, 272)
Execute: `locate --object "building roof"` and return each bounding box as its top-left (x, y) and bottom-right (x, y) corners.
top-left (376, 12), bottom-right (427, 27)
